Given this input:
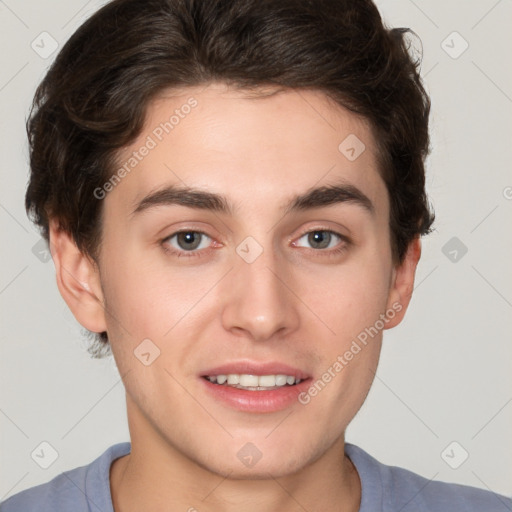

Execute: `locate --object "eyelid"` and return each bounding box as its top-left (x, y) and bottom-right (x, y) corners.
top-left (160, 228), bottom-right (225, 261)
top-left (292, 226), bottom-right (349, 248)
top-left (162, 229), bottom-right (216, 249)
top-left (298, 224), bottom-right (346, 236)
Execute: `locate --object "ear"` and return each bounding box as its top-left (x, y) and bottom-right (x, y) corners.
top-left (383, 237), bottom-right (422, 329)
top-left (48, 219), bottom-right (107, 334)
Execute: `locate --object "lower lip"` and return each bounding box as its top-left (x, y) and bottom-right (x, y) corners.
top-left (200, 377), bottom-right (312, 413)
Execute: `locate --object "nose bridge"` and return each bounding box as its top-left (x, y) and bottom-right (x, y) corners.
top-left (220, 233), bottom-right (300, 340)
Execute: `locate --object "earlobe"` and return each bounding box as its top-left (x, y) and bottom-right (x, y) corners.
top-left (49, 219), bottom-right (107, 334)
top-left (384, 237), bottom-right (422, 329)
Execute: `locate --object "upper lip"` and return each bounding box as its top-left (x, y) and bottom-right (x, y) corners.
top-left (201, 361), bottom-right (311, 380)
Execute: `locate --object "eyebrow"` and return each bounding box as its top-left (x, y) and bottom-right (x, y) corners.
top-left (129, 180), bottom-right (375, 219)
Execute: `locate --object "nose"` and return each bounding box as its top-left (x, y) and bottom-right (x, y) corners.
top-left (220, 238), bottom-right (301, 342)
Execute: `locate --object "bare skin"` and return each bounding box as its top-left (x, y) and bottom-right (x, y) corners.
top-left (49, 82), bottom-right (421, 512)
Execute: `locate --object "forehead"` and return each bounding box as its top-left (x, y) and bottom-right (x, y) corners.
top-left (106, 82), bottom-right (387, 220)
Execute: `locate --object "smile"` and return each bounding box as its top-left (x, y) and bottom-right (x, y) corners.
top-left (204, 374), bottom-right (302, 390)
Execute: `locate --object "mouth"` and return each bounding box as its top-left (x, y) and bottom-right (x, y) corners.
top-left (202, 373), bottom-right (303, 391)
top-left (199, 362), bottom-right (312, 413)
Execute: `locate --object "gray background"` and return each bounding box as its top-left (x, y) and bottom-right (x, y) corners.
top-left (1, 0), bottom-right (511, 501)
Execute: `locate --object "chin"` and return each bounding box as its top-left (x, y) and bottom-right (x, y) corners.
top-left (202, 455), bottom-right (308, 480)
top-left (189, 434), bottom-right (328, 480)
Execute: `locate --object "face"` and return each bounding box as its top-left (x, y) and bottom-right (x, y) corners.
top-left (54, 82), bottom-right (418, 478)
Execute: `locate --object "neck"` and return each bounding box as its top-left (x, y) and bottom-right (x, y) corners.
top-left (110, 397), bottom-right (361, 512)
top-left (111, 437), bottom-right (360, 512)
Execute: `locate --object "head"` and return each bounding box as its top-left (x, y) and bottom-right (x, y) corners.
top-left (26, 0), bottom-right (434, 477)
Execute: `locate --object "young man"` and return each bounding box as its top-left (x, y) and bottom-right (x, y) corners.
top-left (1, 0), bottom-right (510, 511)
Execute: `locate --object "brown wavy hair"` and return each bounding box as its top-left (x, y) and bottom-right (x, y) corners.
top-left (25, 0), bottom-right (435, 356)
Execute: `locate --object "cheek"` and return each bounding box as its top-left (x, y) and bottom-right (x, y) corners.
top-left (97, 249), bottom-right (163, 360)
top-left (300, 258), bottom-right (392, 341)
top-left (100, 249), bottom-right (218, 344)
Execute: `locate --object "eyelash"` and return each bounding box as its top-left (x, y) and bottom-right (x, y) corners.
top-left (161, 228), bottom-right (350, 260)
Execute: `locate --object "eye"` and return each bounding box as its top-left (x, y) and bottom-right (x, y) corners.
top-left (293, 229), bottom-right (350, 256)
top-left (162, 230), bottom-right (214, 258)
top-left (161, 228), bottom-right (350, 260)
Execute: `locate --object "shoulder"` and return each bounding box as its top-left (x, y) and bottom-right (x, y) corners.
top-left (345, 443), bottom-right (512, 512)
top-left (0, 442), bottom-right (131, 512)
top-left (383, 462), bottom-right (512, 512)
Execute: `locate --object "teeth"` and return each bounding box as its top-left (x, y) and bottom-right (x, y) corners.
top-left (275, 375), bottom-right (288, 386)
top-left (227, 374), bottom-right (239, 385)
top-left (239, 374), bottom-right (259, 387)
top-left (206, 374), bottom-right (302, 389)
top-left (259, 375), bottom-right (278, 387)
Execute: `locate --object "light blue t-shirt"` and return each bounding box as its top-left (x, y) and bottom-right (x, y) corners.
top-left (1, 442), bottom-right (511, 511)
